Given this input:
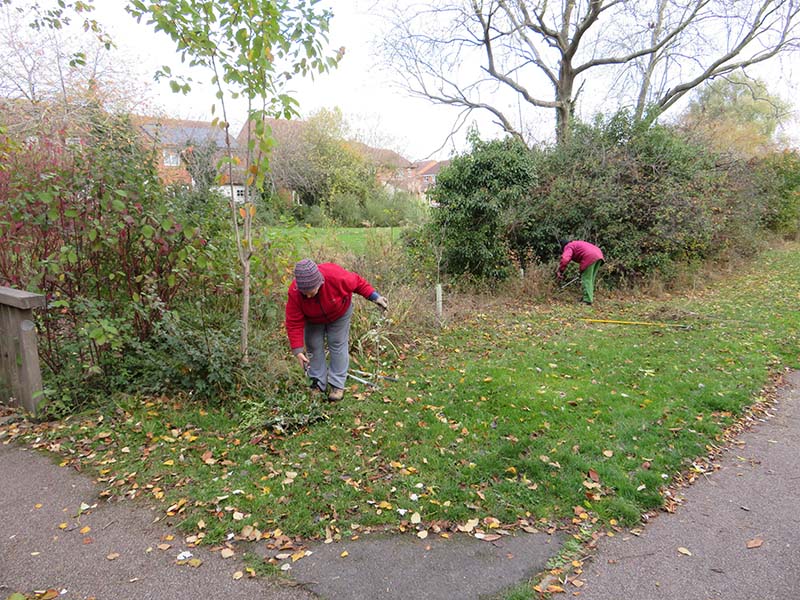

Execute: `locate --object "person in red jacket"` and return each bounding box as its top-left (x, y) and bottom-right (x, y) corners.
top-left (285, 259), bottom-right (388, 401)
top-left (557, 239), bottom-right (604, 305)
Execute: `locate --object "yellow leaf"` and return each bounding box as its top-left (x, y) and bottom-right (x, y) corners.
top-left (163, 459), bottom-right (174, 466)
top-left (187, 558), bottom-right (203, 567)
top-left (58, 523), bottom-right (68, 530)
top-left (239, 207), bottom-right (246, 218)
top-left (249, 204), bottom-right (256, 217)
top-left (546, 584), bottom-right (565, 593)
top-left (34, 503), bottom-right (43, 509)
top-left (233, 571), bottom-right (244, 580)
top-left (340, 550), bottom-right (349, 558)
top-left (79, 526), bottom-right (91, 535)
top-left (677, 547), bottom-right (692, 556)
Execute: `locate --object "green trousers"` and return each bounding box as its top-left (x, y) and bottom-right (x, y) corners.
top-left (580, 260), bottom-right (603, 304)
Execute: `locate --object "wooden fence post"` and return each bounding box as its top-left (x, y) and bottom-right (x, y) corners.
top-left (0, 287), bottom-right (47, 414)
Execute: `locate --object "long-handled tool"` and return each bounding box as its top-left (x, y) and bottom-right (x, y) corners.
top-left (350, 368), bottom-right (399, 382)
top-left (559, 276), bottom-right (579, 290)
top-left (579, 318), bottom-right (691, 329)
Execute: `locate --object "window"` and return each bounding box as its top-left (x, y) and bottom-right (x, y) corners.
top-left (236, 189), bottom-right (245, 198)
top-left (163, 149), bottom-right (181, 167)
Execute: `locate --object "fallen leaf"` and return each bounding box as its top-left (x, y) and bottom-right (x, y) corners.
top-left (602, 450), bottom-right (613, 457)
top-left (457, 518), bottom-right (480, 533)
top-left (417, 530), bottom-right (428, 539)
top-left (340, 550), bottom-right (349, 558)
top-left (220, 548), bottom-right (235, 559)
top-left (79, 526), bottom-right (91, 535)
top-left (107, 552), bottom-right (120, 560)
top-left (677, 547), bottom-right (692, 556)
top-left (746, 538), bottom-right (763, 549)
top-left (410, 512), bottom-right (421, 524)
top-left (187, 558), bottom-right (203, 568)
top-left (233, 571), bottom-right (244, 580)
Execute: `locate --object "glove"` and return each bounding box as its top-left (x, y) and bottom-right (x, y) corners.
top-left (374, 295), bottom-right (388, 311)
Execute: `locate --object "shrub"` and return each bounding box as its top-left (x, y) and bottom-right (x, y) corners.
top-left (429, 134), bottom-right (538, 280)
top-left (0, 111), bottom-right (210, 411)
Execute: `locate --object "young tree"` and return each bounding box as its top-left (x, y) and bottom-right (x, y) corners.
top-left (127, 0), bottom-right (340, 360)
top-left (381, 0), bottom-right (800, 144)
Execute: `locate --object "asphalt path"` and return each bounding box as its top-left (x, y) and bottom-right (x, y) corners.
top-left (576, 370), bottom-right (800, 600)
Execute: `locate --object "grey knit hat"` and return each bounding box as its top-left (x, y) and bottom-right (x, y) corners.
top-left (294, 259), bottom-right (324, 292)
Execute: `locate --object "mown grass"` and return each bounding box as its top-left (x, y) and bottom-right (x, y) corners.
top-left (5, 244), bottom-right (800, 550)
top-left (266, 226), bottom-right (403, 256)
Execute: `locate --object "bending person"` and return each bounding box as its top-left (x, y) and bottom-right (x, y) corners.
top-left (557, 239), bottom-right (604, 305)
top-left (285, 259), bottom-right (388, 401)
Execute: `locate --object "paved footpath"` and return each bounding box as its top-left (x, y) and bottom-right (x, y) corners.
top-left (577, 370), bottom-right (800, 600)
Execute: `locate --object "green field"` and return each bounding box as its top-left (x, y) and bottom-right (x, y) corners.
top-left (266, 226), bottom-right (404, 256)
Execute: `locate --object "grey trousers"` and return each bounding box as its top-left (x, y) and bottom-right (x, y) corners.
top-left (305, 303), bottom-right (353, 391)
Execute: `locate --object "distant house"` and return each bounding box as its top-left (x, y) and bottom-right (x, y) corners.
top-left (134, 116), bottom-right (246, 200)
top-left (0, 98), bottom-right (90, 149)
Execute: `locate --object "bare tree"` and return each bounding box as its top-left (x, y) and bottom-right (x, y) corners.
top-left (0, 2), bottom-right (154, 128)
top-left (381, 0), bottom-right (800, 144)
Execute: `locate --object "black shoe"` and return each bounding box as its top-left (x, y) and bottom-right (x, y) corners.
top-left (309, 379), bottom-right (324, 393)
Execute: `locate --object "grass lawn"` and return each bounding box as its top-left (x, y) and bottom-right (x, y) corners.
top-left (266, 226), bottom-right (404, 256)
top-left (5, 244), bottom-right (800, 555)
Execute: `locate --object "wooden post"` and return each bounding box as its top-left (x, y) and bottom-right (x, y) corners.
top-left (0, 287), bottom-right (46, 414)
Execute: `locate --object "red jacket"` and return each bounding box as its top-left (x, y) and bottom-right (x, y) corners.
top-left (559, 241), bottom-right (604, 273)
top-left (285, 263), bottom-right (376, 351)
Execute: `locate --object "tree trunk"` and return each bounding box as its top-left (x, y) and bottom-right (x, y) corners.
top-left (556, 62), bottom-right (575, 143)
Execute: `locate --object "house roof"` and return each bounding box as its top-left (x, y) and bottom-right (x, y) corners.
top-left (133, 116), bottom-right (232, 148)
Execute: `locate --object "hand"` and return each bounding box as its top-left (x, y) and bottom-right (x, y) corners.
top-left (556, 271), bottom-right (564, 281)
top-left (295, 353), bottom-right (310, 371)
top-left (374, 295), bottom-right (388, 311)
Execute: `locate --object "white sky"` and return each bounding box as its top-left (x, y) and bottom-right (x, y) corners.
top-left (91, 0), bottom-right (485, 161)
top-left (90, 1), bottom-right (798, 157)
